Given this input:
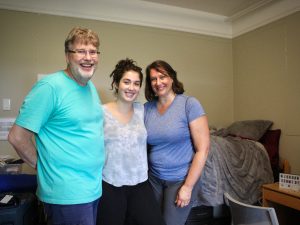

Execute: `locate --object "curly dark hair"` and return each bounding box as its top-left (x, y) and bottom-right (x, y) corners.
top-left (110, 58), bottom-right (143, 94)
top-left (145, 60), bottom-right (184, 101)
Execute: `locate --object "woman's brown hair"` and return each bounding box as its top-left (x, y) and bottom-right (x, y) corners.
top-left (145, 60), bottom-right (184, 101)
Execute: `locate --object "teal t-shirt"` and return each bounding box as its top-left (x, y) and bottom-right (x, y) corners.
top-left (16, 71), bottom-right (105, 204)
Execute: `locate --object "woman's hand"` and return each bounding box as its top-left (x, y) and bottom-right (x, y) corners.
top-left (175, 184), bottom-right (193, 207)
top-left (174, 115), bottom-right (210, 208)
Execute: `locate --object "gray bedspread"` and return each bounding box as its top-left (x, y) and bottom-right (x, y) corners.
top-left (194, 134), bottom-right (274, 206)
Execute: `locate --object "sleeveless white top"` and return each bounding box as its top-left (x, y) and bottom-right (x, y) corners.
top-left (102, 102), bottom-right (148, 187)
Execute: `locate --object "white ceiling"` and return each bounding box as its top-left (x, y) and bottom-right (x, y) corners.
top-left (0, 0), bottom-right (299, 38)
top-left (142, 0), bottom-right (277, 17)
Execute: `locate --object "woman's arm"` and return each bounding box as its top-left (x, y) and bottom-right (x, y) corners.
top-left (175, 115), bottom-right (210, 207)
top-left (8, 124), bottom-right (37, 169)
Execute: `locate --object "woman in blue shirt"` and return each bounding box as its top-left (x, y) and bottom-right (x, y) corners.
top-left (144, 60), bottom-right (210, 225)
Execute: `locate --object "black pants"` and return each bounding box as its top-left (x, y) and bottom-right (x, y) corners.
top-left (97, 180), bottom-right (166, 225)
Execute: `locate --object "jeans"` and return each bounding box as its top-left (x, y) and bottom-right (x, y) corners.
top-left (149, 173), bottom-right (196, 225)
top-left (44, 199), bottom-right (99, 225)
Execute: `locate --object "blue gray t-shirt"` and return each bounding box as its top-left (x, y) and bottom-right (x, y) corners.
top-left (144, 94), bottom-right (205, 181)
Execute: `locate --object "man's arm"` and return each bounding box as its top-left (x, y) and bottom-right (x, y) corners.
top-left (8, 124), bottom-right (37, 169)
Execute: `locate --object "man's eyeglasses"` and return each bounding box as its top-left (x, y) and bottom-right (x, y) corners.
top-left (68, 49), bottom-right (100, 57)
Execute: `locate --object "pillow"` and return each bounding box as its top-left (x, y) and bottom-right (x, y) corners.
top-left (259, 129), bottom-right (281, 181)
top-left (226, 120), bottom-right (273, 141)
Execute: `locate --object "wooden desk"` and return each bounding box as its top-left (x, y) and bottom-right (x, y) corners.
top-left (262, 182), bottom-right (300, 210)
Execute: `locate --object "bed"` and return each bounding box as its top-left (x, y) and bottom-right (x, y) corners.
top-left (194, 120), bottom-right (283, 207)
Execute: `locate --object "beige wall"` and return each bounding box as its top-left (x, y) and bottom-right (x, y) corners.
top-left (233, 12), bottom-right (300, 174)
top-left (1, 9), bottom-right (299, 175)
top-left (0, 9), bottom-right (233, 173)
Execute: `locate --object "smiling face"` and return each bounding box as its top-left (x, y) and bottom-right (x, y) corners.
top-left (117, 70), bottom-right (141, 103)
top-left (149, 68), bottom-right (174, 98)
top-left (65, 42), bottom-right (99, 86)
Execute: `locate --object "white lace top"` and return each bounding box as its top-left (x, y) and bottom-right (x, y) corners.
top-left (102, 102), bottom-right (148, 187)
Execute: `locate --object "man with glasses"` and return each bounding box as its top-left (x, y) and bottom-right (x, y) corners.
top-left (8, 27), bottom-right (105, 225)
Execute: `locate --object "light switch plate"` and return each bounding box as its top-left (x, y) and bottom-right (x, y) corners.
top-left (2, 98), bottom-right (11, 110)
